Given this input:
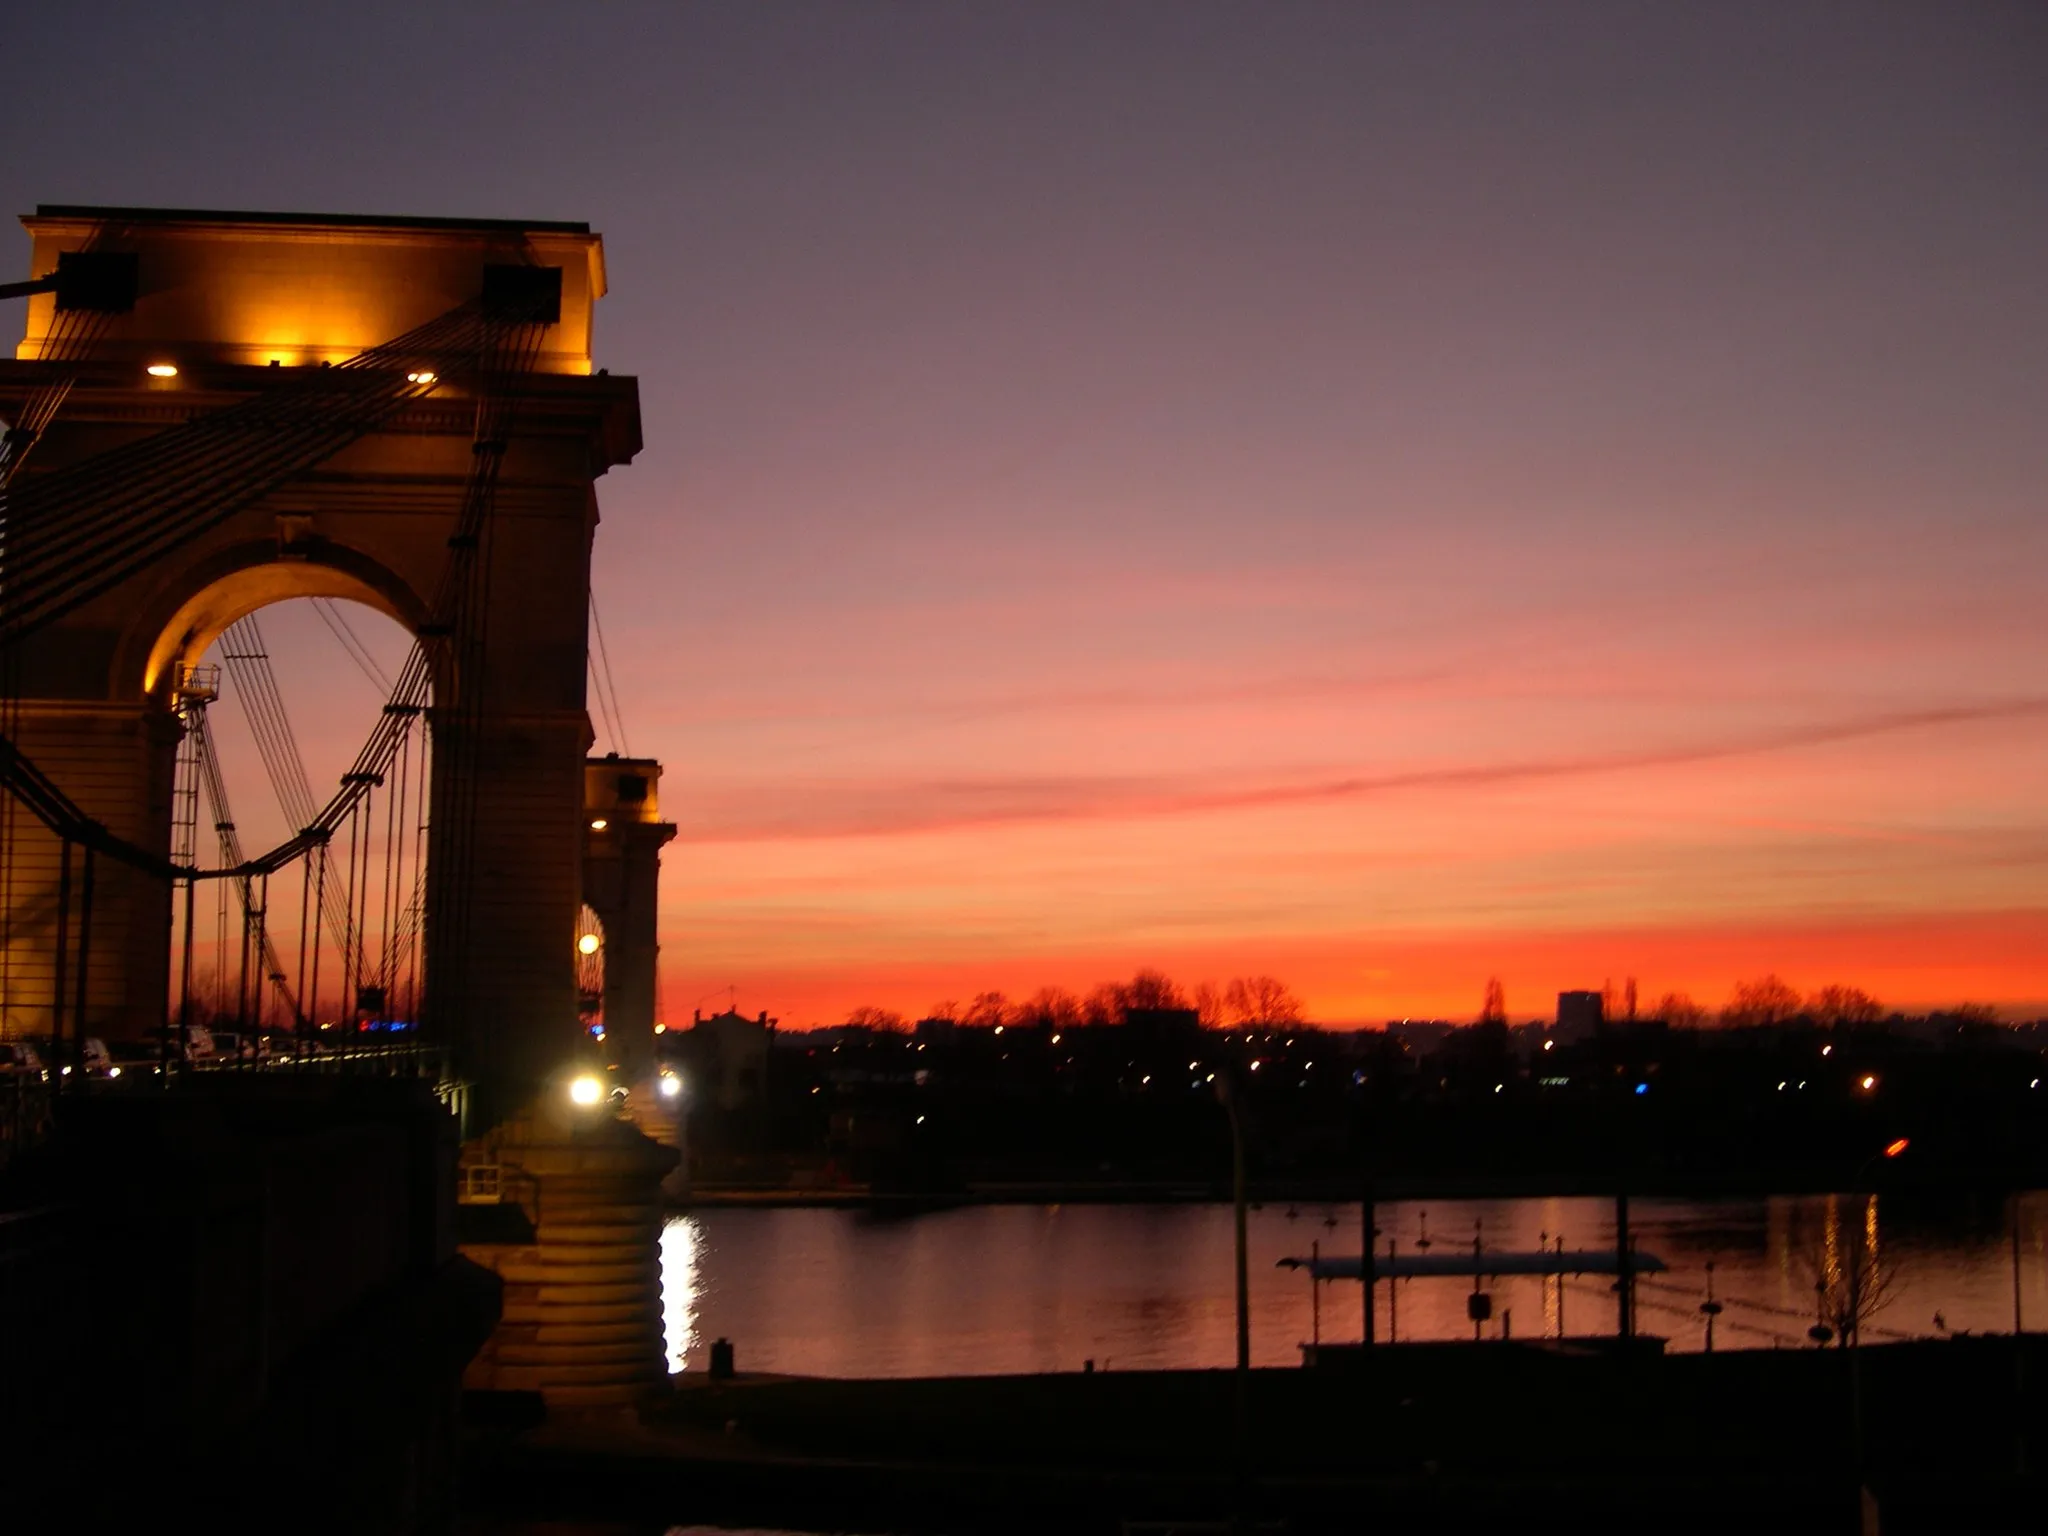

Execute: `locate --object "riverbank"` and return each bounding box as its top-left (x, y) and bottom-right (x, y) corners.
top-left (465, 1336), bottom-right (2047, 1534)
top-left (678, 1167), bottom-right (2048, 1209)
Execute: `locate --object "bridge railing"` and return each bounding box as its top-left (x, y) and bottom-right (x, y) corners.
top-left (182, 1038), bottom-right (464, 1113)
top-left (20, 1037), bottom-right (468, 1126)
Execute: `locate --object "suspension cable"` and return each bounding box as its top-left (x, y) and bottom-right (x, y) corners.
top-left (589, 591), bottom-right (631, 756)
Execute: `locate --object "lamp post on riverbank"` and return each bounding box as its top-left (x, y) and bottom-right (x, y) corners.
top-left (1848, 1135), bottom-right (1909, 1517)
top-left (1215, 1070), bottom-right (1251, 1522)
top-left (1215, 1072), bottom-right (1250, 1371)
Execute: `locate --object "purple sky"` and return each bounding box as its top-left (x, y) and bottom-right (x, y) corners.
top-left (7, 3), bottom-right (2047, 1022)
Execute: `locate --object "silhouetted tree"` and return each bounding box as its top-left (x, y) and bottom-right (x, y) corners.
top-left (1013, 986), bottom-right (1081, 1030)
top-left (1721, 975), bottom-right (1803, 1028)
top-left (925, 999), bottom-right (960, 1025)
top-left (1803, 1225), bottom-right (1900, 1347)
top-left (1121, 969), bottom-right (1187, 1013)
top-left (963, 991), bottom-right (1008, 1029)
top-left (1081, 982), bottom-right (1126, 1028)
top-left (1655, 992), bottom-right (1708, 1028)
top-left (1480, 976), bottom-right (1507, 1026)
top-left (1194, 981), bottom-right (1224, 1029)
top-left (1225, 975), bottom-right (1303, 1027)
top-left (845, 1005), bottom-right (907, 1032)
top-left (1807, 984), bottom-right (1883, 1028)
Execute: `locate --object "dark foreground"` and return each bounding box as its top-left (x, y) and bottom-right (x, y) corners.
top-left (466, 1336), bottom-right (2047, 1535)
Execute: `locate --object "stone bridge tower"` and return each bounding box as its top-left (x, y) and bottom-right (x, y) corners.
top-left (0, 206), bottom-right (641, 1111)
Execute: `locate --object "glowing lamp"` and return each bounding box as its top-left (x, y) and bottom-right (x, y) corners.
top-left (1860, 1074), bottom-right (1878, 1092)
top-left (406, 370), bottom-right (437, 384)
top-left (658, 1071), bottom-right (683, 1100)
top-left (568, 1074), bottom-right (602, 1107)
top-left (589, 818), bottom-right (608, 831)
top-left (146, 363), bottom-right (178, 378)
top-left (1884, 1137), bottom-right (1910, 1158)
top-left (576, 932), bottom-right (601, 956)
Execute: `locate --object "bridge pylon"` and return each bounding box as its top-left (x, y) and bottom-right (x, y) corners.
top-left (0, 205), bottom-right (642, 1117)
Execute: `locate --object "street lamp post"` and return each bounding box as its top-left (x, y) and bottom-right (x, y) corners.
top-left (1214, 1071), bottom-right (1251, 1521)
top-left (1847, 1136), bottom-right (1909, 1510)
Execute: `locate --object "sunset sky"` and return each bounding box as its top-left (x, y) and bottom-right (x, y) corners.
top-left (7, 3), bottom-right (2046, 1024)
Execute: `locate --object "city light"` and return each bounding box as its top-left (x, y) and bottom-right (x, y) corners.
top-left (1860, 1074), bottom-right (1878, 1092)
top-left (1885, 1137), bottom-right (1910, 1158)
top-left (406, 370), bottom-right (436, 383)
top-left (589, 817), bottom-right (608, 831)
top-left (577, 932), bottom-right (601, 956)
top-left (146, 362), bottom-right (178, 377)
top-left (659, 1070), bottom-right (683, 1099)
top-left (568, 1074), bottom-right (603, 1107)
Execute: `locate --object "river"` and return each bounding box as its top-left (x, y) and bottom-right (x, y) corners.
top-left (659, 1191), bottom-right (2048, 1376)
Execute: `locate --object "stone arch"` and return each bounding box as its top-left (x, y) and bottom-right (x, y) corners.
top-left (125, 538), bottom-right (430, 704)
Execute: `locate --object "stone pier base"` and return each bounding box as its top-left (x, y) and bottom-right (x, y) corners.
top-left (459, 1104), bottom-right (678, 1410)
top-left (623, 1076), bottom-right (691, 1203)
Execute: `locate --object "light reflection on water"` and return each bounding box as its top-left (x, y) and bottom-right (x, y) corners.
top-left (658, 1192), bottom-right (2048, 1377)
top-left (659, 1215), bottom-right (701, 1374)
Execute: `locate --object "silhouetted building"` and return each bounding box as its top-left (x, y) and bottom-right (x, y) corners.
top-left (1556, 991), bottom-right (1604, 1043)
top-left (689, 1007), bottom-right (775, 1110)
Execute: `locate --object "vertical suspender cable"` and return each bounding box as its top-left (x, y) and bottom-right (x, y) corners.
top-left (309, 840), bottom-right (326, 1037)
top-left (177, 876), bottom-right (195, 1070)
top-left (50, 840), bottom-right (70, 1081)
top-left (296, 851), bottom-right (312, 1037)
top-left (71, 845), bottom-right (93, 1083)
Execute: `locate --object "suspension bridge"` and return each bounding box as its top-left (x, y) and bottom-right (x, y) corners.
top-left (0, 208), bottom-right (683, 1448)
top-left (0, 205), bottom-right (669, 1121)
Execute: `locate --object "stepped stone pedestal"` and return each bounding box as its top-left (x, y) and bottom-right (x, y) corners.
top-left (623, 1076), bottom-right (692, 1202)
top-left (459, 1102), bottom-right (678, 1409)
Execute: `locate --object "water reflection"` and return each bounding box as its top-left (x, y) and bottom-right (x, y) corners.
top-left (659, 1214), bottom-right (702, 1374)
top-left (660, 1193), bottom-right (2046, 1377)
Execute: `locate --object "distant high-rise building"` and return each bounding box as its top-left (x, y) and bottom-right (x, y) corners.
top-left (1556, 990), bottom-right (1604, 1042)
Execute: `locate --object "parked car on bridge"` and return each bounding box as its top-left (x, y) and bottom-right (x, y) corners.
top-left (41, 1037), bottom-right (123, 1079)
top-left (108, 1039), bottom-right (167, 1076)
top-left (209, 1031), bottom-right (279, 1063)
